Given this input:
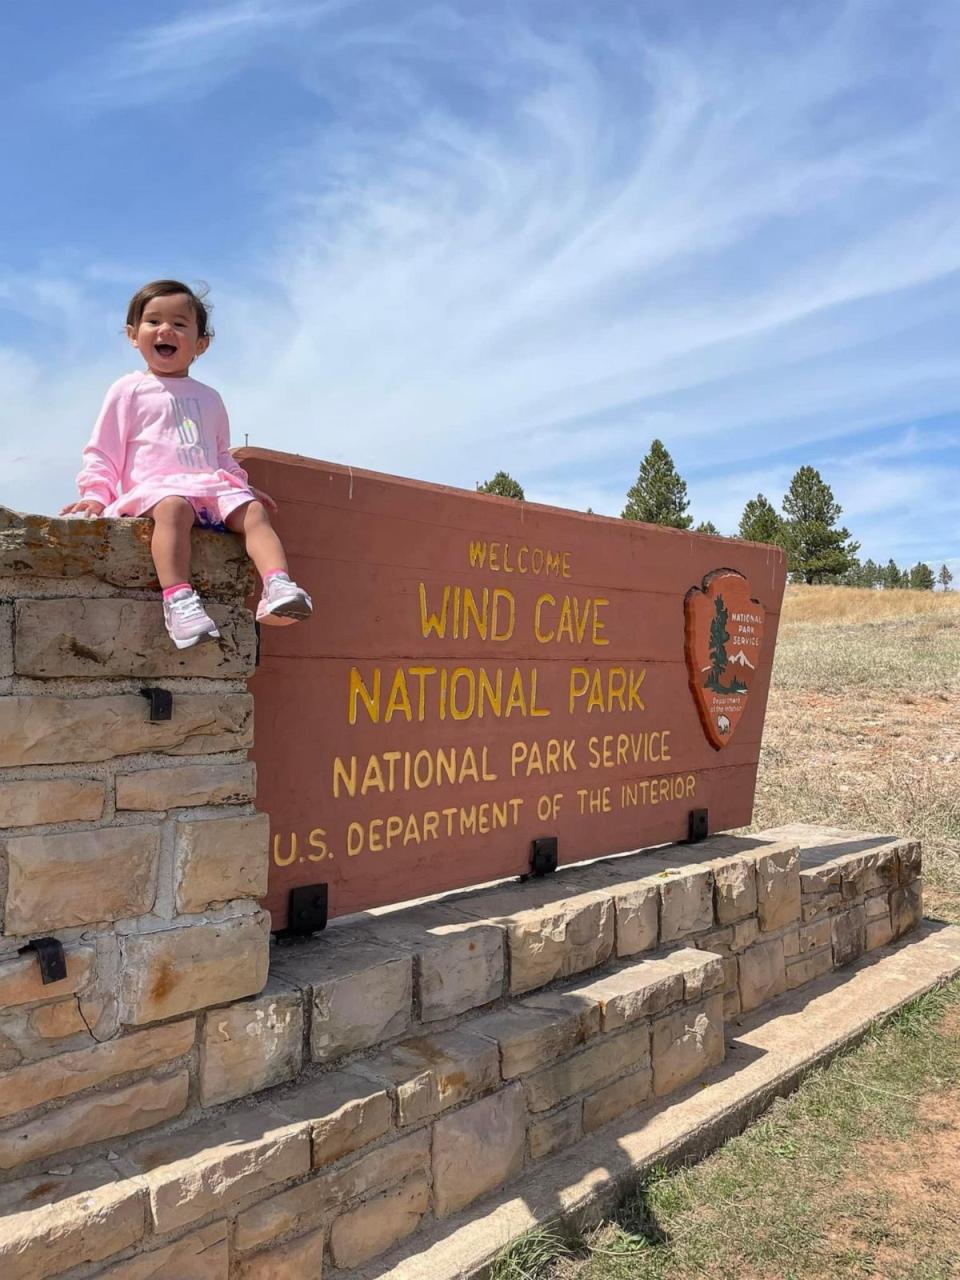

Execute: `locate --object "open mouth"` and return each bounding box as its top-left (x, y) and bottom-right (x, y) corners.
top-left (154, 343), bottom-right (177, 357)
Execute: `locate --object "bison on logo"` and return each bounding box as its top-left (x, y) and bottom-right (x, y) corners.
top-left (684, 569), bottom-right (766, 749)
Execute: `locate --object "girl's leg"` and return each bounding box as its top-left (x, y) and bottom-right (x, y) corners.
top-left (150, 496), bottom-right (196, 588)
top-left (224, 500), bottom-right (288, 579)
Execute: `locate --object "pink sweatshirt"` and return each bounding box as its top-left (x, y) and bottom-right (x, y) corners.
top-left (76, 371), bottom-right (252, 517)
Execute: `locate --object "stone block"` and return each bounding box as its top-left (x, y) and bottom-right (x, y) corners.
top-left (359, 1029), bottom-right (500, 1125)
top-left (0, 506), bottom-right (255, 595)
top-left (454, 883), bottom-right (614, 994)
top-left (4, 825), bottom-right (159, 935)
top-left (832, 905), bottom-right (867, 967)
top-left (200, 982), bottom-right (303, 1106)
top-left (236, 1227), bottom-right (325, 1279)
top-left (782, 927), bottom-right (800, 958)
top-left (116, 762), bottom-right (256, 811)
top-left (0, 1160), bottom-right (146, 1280)
top-left (0, 1071), bottom-right (189, 1170)
top-left (891, 882), bottom-right (923, 936)
top-left (272, 942), bottom-right (412, 1063)
top-left (28, 999), bottom-right (89, 1040)
top-left (731, 917), bottom-right (760, 951)
top-left (351, 906), bottom-right (504, 1020)
top-left (119, 913), bottom-right (270, 1025)
top-left (865, 894), bottom-right (892, 922)
top-left (756, 846), bottom-right (801, 932)
top-left (121, 1108), bottom-right (311, 1235)
top-left (271, 1070), bottom-right (392, 1167)
top-left (470, 995), bottom-right (598, 1079)
top-left (799, 863), bottom-right (842, 894)
top-left (651, 994), bottom-right (724, 1097)
top-left (235, 1130), bottom-right (430, 1253)
top-left (14, 597), bottom-right (255, 678)
top-left (802, 891), bottom-right (842, 922)
top-left (583, 1066), bottom-right (653, 1131)
top-left (0, 1018), bottom-right (194, 1121)
top-left (609, 881), bottom-right (659, 956)
top-left (0, 778), bottom-right (105, 828)
top-left (563, 959), bottom-right (683, 1032)
top-left (0, 693), bottom-right (253, 767)
top-left (524, 1023), bottom-right (650, 1113)
top-left (432, 1083), bottom-right (526, 1218)
top-left (0, 944), bottom-right (95, 1010)
top-left (799, 919), bottom-right (833, 953)
top-left (330, 1171), bottom-right (431, 1268)
top-left (866, 916), bottom-right (895, 951)
top-left (657, 947), bottom-right (726, 1001)
top-left (714, 856), bottom-right (757, 923)
top-left (786, 948), bottom-right (833, 989)
top-left (0, 601), bottom-right (11, 678)
top-left (174, 813), bottom-right (269, 912)
top-left (898, 842), bottom-right (923, 883)
top-left (659, 867), bottom-right (713, 942)
top-left (723, 988), bottom-right (741, 1018)
top-left (527, 1101), bottom-right (582, 1159)
top-left (96, 1221), bottom-right (228, 1278)
top-left (738, 937), bottom-right (787, 1012)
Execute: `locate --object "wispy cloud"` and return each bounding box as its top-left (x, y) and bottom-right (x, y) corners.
top-left (4, 0), bottom-right (959, 571)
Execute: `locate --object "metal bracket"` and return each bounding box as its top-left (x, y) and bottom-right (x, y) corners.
top-left (140, 687), bottom-right (173, 722)
top-left (18, 937), bottom-right (67, 985)
top-left (530, 836), bottom-right (559, 877)
top-left (286, 884), bottom-right (329, 935)
top-left (687, 808), bottom-right (709, 843)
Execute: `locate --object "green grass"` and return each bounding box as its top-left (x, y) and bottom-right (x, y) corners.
top-left (490, 983), bottom-right (960, 1280)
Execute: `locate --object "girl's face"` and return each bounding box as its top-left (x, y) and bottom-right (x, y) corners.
top-left (127, 293), bottom-right (209, 378)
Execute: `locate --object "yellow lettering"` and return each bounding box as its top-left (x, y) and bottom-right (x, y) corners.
top-left (418, 583), bottom-right (449, 638)
top-left (348, 667), bottom-right (380, 725)
top-left (332, 756), bottom-right (357, 799)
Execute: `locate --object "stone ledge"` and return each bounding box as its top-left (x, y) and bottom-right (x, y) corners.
top-left (351, 921), bottom-right (960, 1280)
top-left (0, 507), bottom-right (254, 598)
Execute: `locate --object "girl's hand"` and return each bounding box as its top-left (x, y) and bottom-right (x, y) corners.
top-left (252, 487), bottom-right (278, 514)
top-left (60, 499), bottom-right (105, 518)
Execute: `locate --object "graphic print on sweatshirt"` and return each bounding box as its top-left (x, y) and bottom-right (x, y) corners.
top-left (172, 396), bottom-right (215, 472)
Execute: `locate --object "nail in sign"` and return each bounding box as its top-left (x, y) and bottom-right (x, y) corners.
top-left (684, 570), bottom-right (766, 750)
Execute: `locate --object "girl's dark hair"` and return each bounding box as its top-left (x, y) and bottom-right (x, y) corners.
top-left (126, 280), bottom-right (214, 338)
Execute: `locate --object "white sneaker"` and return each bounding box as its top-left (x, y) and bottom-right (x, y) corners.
top-left (163, 588), bottom-right (220, 650)
top-left (256, 574), bottom-right (313, 626)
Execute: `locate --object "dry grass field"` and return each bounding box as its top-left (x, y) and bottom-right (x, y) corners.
top-left (757, 585), bottom-right (960, 922)
top-left (494, 584), bottom-right (960, 1280)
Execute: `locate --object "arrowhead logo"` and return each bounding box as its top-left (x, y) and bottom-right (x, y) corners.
top-left (684, 569), bottom-right (766, 750)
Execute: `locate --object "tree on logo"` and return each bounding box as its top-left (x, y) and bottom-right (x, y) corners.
top-left (706, 594), bottom-right (747, 694)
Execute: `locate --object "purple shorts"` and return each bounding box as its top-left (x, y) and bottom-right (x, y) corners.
top-left (187, 491), bottom-right (255, 533)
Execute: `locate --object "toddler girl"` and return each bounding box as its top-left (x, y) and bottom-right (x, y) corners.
top-left (61, 280), bottom-right (312, 649)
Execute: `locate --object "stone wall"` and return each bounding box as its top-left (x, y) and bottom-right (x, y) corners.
top-left (0, 509), bottom-right (270, 1170)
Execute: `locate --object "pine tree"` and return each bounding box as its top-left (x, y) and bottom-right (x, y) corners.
top-left (738, 494), bottom-right (785, 545)
top-left (707, 596), bottom-right (730, 689)
top-left (622, 440), bottom-right (692, 528)
top-left (781, 467), bottom-right (859, 584)
top-left (882, 559), bottom-right (902, 590)
top-left (909, 562), bottom-right (935, 591)
top-left (861, 558), bottom-right (880, 589)
top-left (695, 520), bottom-right (720, 536)
top-left (939, 564), bottom-right (954, 591)
top-left (477, 471), bottom-right (524, 500)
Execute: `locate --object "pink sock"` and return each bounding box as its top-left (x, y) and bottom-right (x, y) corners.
top-left (162, 582), bottom-right (192, 600)
top-left (263, 569), bottom-right (289, 583)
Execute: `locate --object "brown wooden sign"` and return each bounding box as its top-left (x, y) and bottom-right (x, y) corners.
top-left (238, 448), bottom-right (787, 929)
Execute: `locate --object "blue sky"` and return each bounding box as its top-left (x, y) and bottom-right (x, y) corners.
top-left (1, 0), bottom-right (958, 577)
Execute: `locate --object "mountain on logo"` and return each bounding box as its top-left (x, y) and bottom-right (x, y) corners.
top-left (727, 650), bottom-right (756, 670)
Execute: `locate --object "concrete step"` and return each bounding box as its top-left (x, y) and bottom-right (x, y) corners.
top-left (355, 921), bottom-right (960, 1280)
